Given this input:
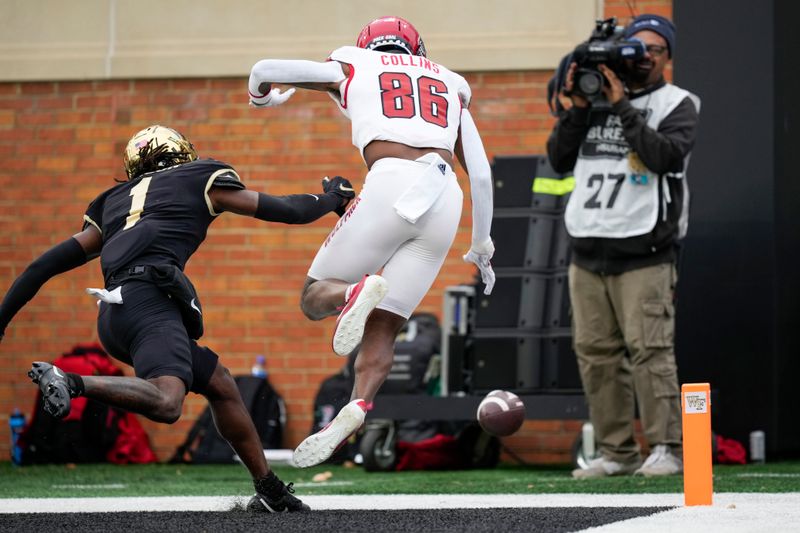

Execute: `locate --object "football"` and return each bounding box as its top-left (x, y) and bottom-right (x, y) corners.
top-left (476, 390), bottom-right (525, 437)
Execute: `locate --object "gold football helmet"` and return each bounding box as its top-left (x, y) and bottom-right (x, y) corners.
top-left (123, 125), bottom-right (198, 180)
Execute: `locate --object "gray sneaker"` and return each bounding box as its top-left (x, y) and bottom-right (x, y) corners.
top-left (634, 444), bottom-right (683, 476)
top-left (572, 455), bottom-right (642, 479)
top-left (28, 362), bottom-right (73, 418)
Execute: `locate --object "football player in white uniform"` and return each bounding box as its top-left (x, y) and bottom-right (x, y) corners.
top-left (248, 16), bottom-right (495, 467)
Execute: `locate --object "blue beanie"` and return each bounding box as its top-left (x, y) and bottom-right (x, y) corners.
top-left (623, 14), bottom-right (676, 58)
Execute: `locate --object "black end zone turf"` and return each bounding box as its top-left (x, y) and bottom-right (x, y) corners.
top-left (0, 507), bottom-right (673, 533)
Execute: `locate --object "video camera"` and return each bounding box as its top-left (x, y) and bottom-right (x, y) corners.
top-left (570, 17), bottom-right (645, 102)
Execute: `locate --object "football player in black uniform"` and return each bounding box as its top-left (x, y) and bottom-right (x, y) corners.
top-left (0, 125), bottom-right (355, 512)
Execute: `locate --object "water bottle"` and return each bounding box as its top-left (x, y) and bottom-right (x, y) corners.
top-left (251, 355), bottom-right (267, 378)
top-left (581, 421), bottom-right (596, 459)
top-left (749, 430), bottom-right (765, 464)
top-left (9, 408), bottom-right (25, 466)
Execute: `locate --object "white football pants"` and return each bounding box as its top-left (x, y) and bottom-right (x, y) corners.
top-left (308, 155), bottom-right (463, 318)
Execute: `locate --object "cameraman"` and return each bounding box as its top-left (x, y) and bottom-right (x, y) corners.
top-left (546, 14), bottom-right (700, 479)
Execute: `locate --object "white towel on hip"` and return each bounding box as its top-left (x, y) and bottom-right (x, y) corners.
top-left (393, 153), bottom-right (451, 224)
top-left (86, 286), bottom-right (123, 305)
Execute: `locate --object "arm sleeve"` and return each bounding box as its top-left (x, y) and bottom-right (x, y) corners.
top-left (459, 109), bottom-right (493, 250)
top-left (0, 237), bottom-right (88, 337)
top-left (254, 192), bottom-right (341, 224)
top-left (248, 59), bottom-right (345, 96)
top-left (546, 106), bottom-right (591, 173)
top-left (613, 96), bottom-right (700, 175)
top-left (458, 77), bottom-right (472, 108)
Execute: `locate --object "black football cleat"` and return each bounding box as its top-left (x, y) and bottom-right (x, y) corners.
top-left (28, 362), bottom-right (72, 419)
top-left (247, 482), bottom-right (310, 513)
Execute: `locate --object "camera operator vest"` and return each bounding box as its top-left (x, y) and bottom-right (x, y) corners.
top-left (565, 84), bottom-right (699, 239)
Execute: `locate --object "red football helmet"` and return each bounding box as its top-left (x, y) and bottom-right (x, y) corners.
top-left (356, 16), bottom-right (426, 57)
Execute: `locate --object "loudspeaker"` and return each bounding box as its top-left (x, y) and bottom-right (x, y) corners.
top-left (446, 334), bottom-right (468, 393)
top-left (531, 156), bottom-right (571, 212)
top-left (491, 214), bottom-right (569, 270)
top-left (543, 273), bottom-right (570, 329)
top-left (492, 155), bottom-right (571, 210)
top-left (468, 334), bottom-right (580, 393)
top-left (469, 337), bottom-right (522, 391)
top-left (539, 336), bottom-right (582, 390)
top-left (492, 156), bottom-right (538, 208)
top-left (550, 216), bottom-right (571, 270)
top-left (474, 272), bottom-right (570, 330)
top-left (474, 275), bottom-right (546, 329)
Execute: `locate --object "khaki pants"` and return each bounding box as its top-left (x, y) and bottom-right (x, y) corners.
top-left (568, 262), bottom-right (682, 463)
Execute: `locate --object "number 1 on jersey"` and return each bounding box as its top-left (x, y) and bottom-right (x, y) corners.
top-left (124, 176), bottom-right (152, 229)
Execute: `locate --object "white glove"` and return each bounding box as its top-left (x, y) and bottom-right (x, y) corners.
top-left (249, 86), bottom-right (296, 108)
top-left (463, 239), bottom-right (496, 295)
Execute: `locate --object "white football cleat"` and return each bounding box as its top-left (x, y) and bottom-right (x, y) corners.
top-left (332, 275), bottom-right (388, 356)
top-left (292, 399), bottom-right (367, 468)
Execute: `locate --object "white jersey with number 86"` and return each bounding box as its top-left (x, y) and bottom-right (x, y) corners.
top-left (327, 46), bottom-right (471, 157)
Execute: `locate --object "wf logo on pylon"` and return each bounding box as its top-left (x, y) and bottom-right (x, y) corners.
top-left (684, 393), bottom-right (707, 413)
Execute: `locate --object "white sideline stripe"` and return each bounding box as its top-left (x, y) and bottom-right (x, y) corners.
top-left (0, 493), bottom-right (798, 515)
top-left (292, 481), bottom-right (354, 488)
top-left (736, 473), bottom-right (800, 478)
top-left (51, 484), bottom-right (127, 490)
top-left (579, 493), bottom-right (800, 533)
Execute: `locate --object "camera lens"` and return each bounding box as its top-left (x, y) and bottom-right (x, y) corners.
top-left (577, 71), bottom-right (602, 96)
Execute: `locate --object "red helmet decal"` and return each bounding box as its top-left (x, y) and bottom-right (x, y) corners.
top-left (356, 16), bottom-right (426, 57)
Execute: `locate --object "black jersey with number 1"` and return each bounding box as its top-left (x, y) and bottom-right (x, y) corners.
top-left (83, 158), bottom-right (245, 284)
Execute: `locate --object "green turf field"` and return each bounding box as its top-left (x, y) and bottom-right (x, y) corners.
top-left (1, 461), bottom-right (798, 498)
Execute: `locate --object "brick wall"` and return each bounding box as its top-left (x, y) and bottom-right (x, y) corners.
top-left (0, 1), bottom-right (671, 464)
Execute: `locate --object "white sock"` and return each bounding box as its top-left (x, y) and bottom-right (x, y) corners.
top-left (344, 283), bottom-right (356, 304)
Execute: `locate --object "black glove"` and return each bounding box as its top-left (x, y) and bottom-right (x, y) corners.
top-left (322, 176), bottom-right (355, 217)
